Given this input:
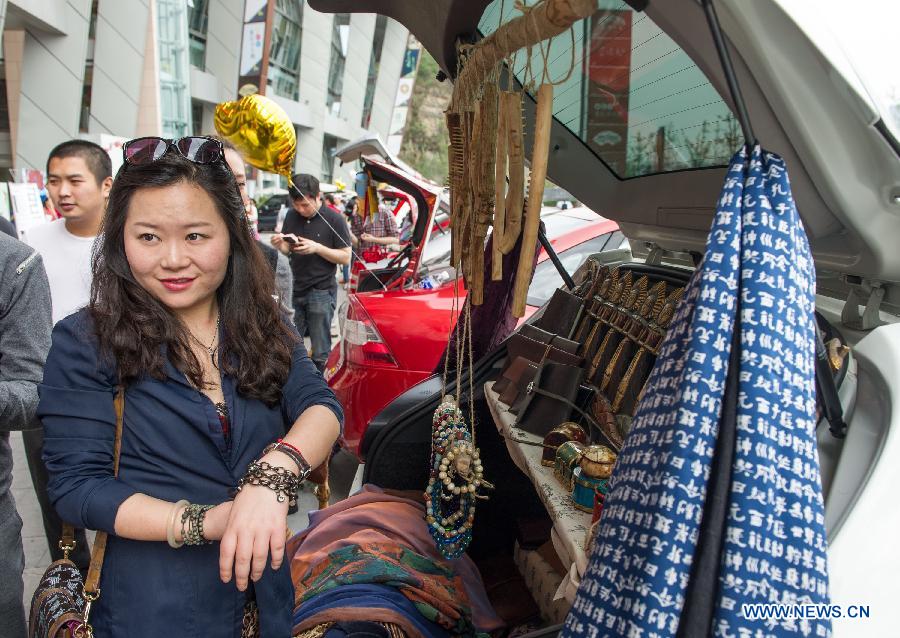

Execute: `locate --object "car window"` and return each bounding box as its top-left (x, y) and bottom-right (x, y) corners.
top-left (422, 230), bottom-right (454, 266)
top-left (540, 211), bottom-right (598, 237)
top-left (478, 1), bottom-right (739, 179)
top-left (423, 209), bottom-right (580, 268)
top-left (526, 231), bottom-right (625, 307)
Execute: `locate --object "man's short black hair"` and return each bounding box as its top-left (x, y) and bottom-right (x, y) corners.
top-left (324, 193), bottom-right (336, 204)
top-left (289, 173), bottom-right (320, 200)
top-left (46, 140), bottom-right (112, 185)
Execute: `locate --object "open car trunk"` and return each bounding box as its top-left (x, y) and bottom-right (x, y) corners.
top-left (309, 1), bottom-right (899, 635)
top-left (334, 140), bottom-right (443, 292)
top-left (357, 257), bottom-right (866, 634)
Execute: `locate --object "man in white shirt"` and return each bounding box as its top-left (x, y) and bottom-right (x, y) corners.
top-left (20, 140), bottom-right (112, 573)
top-left (22, 140), bottom-right (112, 323)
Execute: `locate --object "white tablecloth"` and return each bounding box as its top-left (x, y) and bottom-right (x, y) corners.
top-left (484, 381), bottom-right (591, 582)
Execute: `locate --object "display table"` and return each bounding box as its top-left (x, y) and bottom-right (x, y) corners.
top-left (484, 381), bottom-right (591, 578)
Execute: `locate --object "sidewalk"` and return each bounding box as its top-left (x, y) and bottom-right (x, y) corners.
top-left (10, 431), bottom-right (51, 609)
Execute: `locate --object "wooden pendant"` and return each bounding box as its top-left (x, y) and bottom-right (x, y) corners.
top-left (446, 111), bottom-right (465, 270)
top-left (498, 91), bottom-right (525, 255)
top-left (512, 84), bottom-right (554, 317)
top-left (475, 82), bottom-right (499, 237)
top-left (459, 110), bottom-right (476, 285)
top-left (469, 84), bottom-right (499, 306)
top-left (492, 92), bottom-right (508, 281)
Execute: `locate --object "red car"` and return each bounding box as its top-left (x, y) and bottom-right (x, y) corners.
top-left (325, 156), bottom-right (626, 456)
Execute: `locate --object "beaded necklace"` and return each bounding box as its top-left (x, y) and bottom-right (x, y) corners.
top-left (426, 290), bottom-right (493, 560)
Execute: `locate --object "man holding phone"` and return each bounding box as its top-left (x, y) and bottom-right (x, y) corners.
top-left (272, 174), bottom-right (351, 371)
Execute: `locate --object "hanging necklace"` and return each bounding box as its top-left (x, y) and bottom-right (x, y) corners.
top-left (188, 312), bottom-right (221, 366)
top-left (425, 284), bottom-right (493, 560)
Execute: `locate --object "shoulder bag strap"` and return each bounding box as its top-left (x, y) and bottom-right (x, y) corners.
top-left (83, 386), bottom-right (125, 597)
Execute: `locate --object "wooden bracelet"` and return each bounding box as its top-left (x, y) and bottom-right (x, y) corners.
top-left (167, 500), bottom-right (189, 549)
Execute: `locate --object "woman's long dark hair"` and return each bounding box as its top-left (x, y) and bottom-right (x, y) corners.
top-left (90, 151), bottom-right (297, 406)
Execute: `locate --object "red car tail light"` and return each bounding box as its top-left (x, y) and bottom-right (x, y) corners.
top-left (344, 299), bottom-right (399, 368)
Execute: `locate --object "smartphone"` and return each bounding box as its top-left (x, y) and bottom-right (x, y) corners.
top-left (282, 234), bottom-right (298, 245)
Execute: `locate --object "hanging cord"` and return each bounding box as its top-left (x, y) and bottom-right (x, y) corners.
top-left (454, 294), bottom-right (467, 420)
top-left (505, 0), bottom-right (578, 89)
top-left (466, 301), bottom-right (476, 446)
top-left (514, 0), bottom-right (553, 89)
top-left (514, 1), bottom-right (537, 92)
top-left (296, 191), bottom-right (388, 292)
top-left (552, 21), bottom-right (578, 86)
top-left (441, 272), bottom-right (462, 395)
top-left (499, 0), bottom-right (518, 93)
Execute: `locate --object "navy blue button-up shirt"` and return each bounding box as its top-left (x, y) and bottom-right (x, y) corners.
top-left (38, 309), bottom-right (343, 637)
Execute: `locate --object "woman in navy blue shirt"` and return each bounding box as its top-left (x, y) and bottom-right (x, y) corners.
top-left (38, 137), bottom-right (343, 637)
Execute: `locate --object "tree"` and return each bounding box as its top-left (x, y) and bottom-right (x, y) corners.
top-left (399, 52), bottom-right (452, 184)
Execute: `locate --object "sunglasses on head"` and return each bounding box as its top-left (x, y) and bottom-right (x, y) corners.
top-left (122, 136), bottom-right (224, 166)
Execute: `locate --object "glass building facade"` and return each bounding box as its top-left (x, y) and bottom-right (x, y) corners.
top-left (188, 0), bottom-right (209, 71)
top-left (326, 14), bottom-right (350, 116)
top-left (157, 0), bottom-right (193, 137)
top-left (268, 0), bottom-right (304, 101)
top-left (360, 15), bottom-right (387, 128)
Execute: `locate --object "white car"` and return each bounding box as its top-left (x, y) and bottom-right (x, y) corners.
top-left (311, 0), bottom-right (899, 635)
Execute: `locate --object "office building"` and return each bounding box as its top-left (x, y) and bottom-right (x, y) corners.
top-left (0, 0), bottom-right (417, 186)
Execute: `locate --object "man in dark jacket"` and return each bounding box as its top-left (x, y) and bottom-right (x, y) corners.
top-left (0, 233), bottom-right (53, 638)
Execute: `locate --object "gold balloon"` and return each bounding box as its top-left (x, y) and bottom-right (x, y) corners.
top-left (214, 94), bottom-right (296, 178)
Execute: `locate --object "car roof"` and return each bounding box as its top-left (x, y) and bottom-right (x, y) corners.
top-left (310, 0), bottom-right (900, 311)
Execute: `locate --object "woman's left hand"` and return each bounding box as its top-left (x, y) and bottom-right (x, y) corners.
top-left (218, 481), bottom-right (291, 591)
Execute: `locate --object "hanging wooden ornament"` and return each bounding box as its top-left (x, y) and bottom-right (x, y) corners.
top-left (512, 83), bottom-right (554, 317)
top-left (492, 91), bottom-right (509, 281)
top-left (459, 110), bottom-right (478, 285)
top-left (469, 80), bottom-right (499, 305)
top-left (498, 91), bottom-right (526, 255)
top-left (474, 82), bottom-right (499, 235)
top-left (446, 112), bottom-right (465, 270)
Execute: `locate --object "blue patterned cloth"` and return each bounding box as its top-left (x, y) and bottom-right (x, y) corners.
top-left (563, 146), bottom-right (831, 637)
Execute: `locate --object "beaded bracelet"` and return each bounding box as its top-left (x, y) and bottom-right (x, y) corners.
top-left (180, 503), bottom-right (214, 546)
top-left (261, 440), bottom-right (312, 481)
top-left (236, 460), bottom-right (301, 506)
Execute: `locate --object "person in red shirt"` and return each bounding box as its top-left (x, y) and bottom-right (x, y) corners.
top-left (324, 193), bottom-right (342, 215)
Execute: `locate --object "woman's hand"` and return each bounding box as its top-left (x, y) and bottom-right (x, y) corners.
top-left (218, 477), bottom-right (291, 591)
top-left (201, 501), bottom-right (233, 542)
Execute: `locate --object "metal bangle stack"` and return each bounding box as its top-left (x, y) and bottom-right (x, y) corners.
top-left (261, 441), bottom-right (312, 481)
top-left (237, 461), bottom-right (301, 506)
top-left (180, 504), bottom-right (214, 546)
